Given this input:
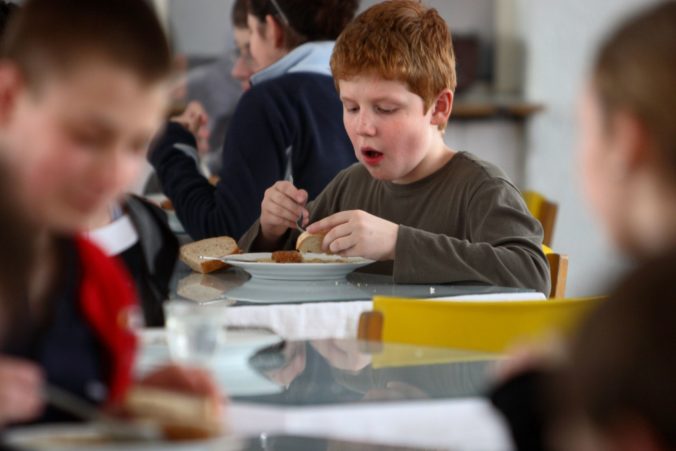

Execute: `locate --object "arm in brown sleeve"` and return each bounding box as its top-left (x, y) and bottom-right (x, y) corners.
top-left (393, 179), bottom-right (550, 293)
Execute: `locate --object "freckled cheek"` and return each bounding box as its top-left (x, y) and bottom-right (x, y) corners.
top-left (343, 116), bottom-right (359, 146)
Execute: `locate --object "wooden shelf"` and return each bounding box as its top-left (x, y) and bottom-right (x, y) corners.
top-left (452, 92), bottom-right (544, 120)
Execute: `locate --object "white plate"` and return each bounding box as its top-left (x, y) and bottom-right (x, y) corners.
top-left (137, 327), bottom-right (282, 358)
top-left (221, 253), bottom-right (374, 281)
top-left (4, 424), bottom-right (244, 451)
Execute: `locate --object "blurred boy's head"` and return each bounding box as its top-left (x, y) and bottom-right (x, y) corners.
top-left (558, 251), bottom-right (676, 451)
top-left (247, 0), bottom-right (358, 71)
top-left (579, 2), bottom-right (676, 259)
top-left (0, 0), bottom-right (171, 234)
top-left (330, 0), bottom-right (456, 184)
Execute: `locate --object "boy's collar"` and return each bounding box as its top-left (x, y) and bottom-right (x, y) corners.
top-left (250, 41), bottom-right (335, 86)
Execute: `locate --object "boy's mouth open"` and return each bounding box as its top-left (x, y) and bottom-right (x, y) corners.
top-left (361, 147), bottom-right (384, 165)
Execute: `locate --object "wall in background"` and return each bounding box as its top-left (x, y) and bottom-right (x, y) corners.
top-left (168, 0), bottom-right (234, 57)
top-left (514, 0), bottom-right (665, 296)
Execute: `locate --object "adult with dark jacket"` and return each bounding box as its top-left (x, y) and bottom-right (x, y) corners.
top-left (149, 0), bottom-right (359, 240)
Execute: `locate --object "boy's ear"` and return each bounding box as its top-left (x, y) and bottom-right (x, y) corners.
top-left (430, 89), bottom-right (454, 127)
top-left (0, 63), bottom-right (23, 126)
top-left (264, 14), bottom-right (286, 49)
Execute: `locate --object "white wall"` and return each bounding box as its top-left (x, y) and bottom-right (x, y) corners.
top-left (169, 0), bottom-right (234, 57)
top-left (515, 0), bottom-right (664, 296)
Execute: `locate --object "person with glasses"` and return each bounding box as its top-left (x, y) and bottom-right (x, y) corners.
top-left (149, 0), bottom-right (360, 240)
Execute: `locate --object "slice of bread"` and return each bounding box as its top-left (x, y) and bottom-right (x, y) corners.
top-left (124, 386), bottom-right (223, 440)
top-left (296, 231), bottom-right (330, 254)
top-left (180, 236), bottom-right (239, 273)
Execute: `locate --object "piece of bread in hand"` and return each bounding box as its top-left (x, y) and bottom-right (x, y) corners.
top-left (296, 231), bottom-right (331, 254)
top-left (124, 386), bottom-right (223, 441)
top-left (180, 236), bottom-right (239, 273)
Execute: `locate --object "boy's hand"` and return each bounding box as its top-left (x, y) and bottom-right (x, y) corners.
top-left (260, 181), bottom-right (309, 244)
top-left (0, 357), bottom-right (44, 425)
top-left (307, 210), bottom-right (398, 261)
top-left (170, 101), bottom-right (210, 155)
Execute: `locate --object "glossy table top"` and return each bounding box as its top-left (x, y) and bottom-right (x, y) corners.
top-left (170, 263), bottom-right (534, 305)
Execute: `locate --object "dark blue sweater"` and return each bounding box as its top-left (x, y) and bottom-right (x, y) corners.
top-left (149, 72), bottom-right (356, 240)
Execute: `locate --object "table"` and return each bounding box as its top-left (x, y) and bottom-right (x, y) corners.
top-left (169, 264), bottom-right (544, 340)
top-left (137, 336), bottom-right (512, 450)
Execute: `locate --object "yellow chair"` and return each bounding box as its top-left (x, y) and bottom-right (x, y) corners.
top-left (542, 245), bottom-right (569, 298)
top-left (358, 295), bottom-right (603, 353)
top-left (523, 190), bottom-right (558, 247)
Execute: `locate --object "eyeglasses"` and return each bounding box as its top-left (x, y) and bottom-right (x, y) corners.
top-left (269, 0), bottom-right (290, 26)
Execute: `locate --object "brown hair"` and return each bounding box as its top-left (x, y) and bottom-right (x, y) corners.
top-left (331, 0), bottom-right (456, 124)
top-left (561, 250), bottom-right (676, 448)
top-left (247, 0), bottom-right (358, 50)
top-left (232, 0), bottom-right (248, 29)
top-left (1, 0), bottom-right (172, 90)
top-left (593, 1), bottom-right (676, 176)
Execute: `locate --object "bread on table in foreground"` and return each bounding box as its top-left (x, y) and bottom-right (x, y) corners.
top-left (296, 231), bottom-right (331, 254)
top-left (124, 386), bottom-right (223, 440)
top-left (180, 236), bottom-right (239, 273)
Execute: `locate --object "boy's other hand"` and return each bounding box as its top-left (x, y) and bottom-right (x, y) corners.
top-left (307, 210), bottom-right (398, 261)
top-left (170, 101), bottom-right (210, 155)
top-left (260, 181), bottom-right (309, 243)
top-left (0, 356), bottom-right (44, 425)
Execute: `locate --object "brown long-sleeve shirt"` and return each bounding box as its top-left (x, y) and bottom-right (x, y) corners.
top-left (240, 152), bottom-right (550, 294)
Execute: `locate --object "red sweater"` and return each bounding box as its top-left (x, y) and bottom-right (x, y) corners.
top-left (75, 236), bottom-right (138, 405)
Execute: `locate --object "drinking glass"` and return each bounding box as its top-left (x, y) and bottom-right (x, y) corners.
top-left (163, 300), bottom-right (228, 366)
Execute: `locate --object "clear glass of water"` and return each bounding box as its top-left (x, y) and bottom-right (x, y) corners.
top-left (164, 300), bottom-right (228, 367)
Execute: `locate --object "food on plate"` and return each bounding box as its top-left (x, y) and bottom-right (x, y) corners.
top-left (160, 198), bottom-right (174, 210)
top-left (124, 387), bottom-right (223, 441)
top-left (271, 250), bottom-right (303, 263)
top-left (296, 231), bottom-right (331, 254)
top-left (180, 236), bottom-right (240, 273)
top-left (177, 273), bottom-right (246, 302)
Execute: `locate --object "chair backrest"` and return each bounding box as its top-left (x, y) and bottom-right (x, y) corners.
top-left (547, 252), bottom-right (569, 298)
top-left (523, 190), bottom-right (558, 247)
top-left (357, 295), bottom-right (603, 352)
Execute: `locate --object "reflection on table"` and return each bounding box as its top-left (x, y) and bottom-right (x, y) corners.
top-left (137, 333), bottom-right (510, 449)
top-left (228, 339), bottom-right (510, 450)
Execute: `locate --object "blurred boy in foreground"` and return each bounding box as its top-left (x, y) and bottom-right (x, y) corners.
top-left (0, 0), bottom-right (220, 426)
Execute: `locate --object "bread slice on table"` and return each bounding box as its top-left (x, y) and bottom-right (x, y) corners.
top-left (296, 231), bottom-right (331, 254)
top-left (180, 236), bottom-right (239, 273)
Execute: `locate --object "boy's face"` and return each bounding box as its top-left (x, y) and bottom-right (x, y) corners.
top-left (338, 75), bottom-right (441, 184)
top-left (247, 14), bottom-right (286, 73)
top-left (232, 26), bottom-right (254, 91)
top-left (0, 60), bottom-right (167, 233)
